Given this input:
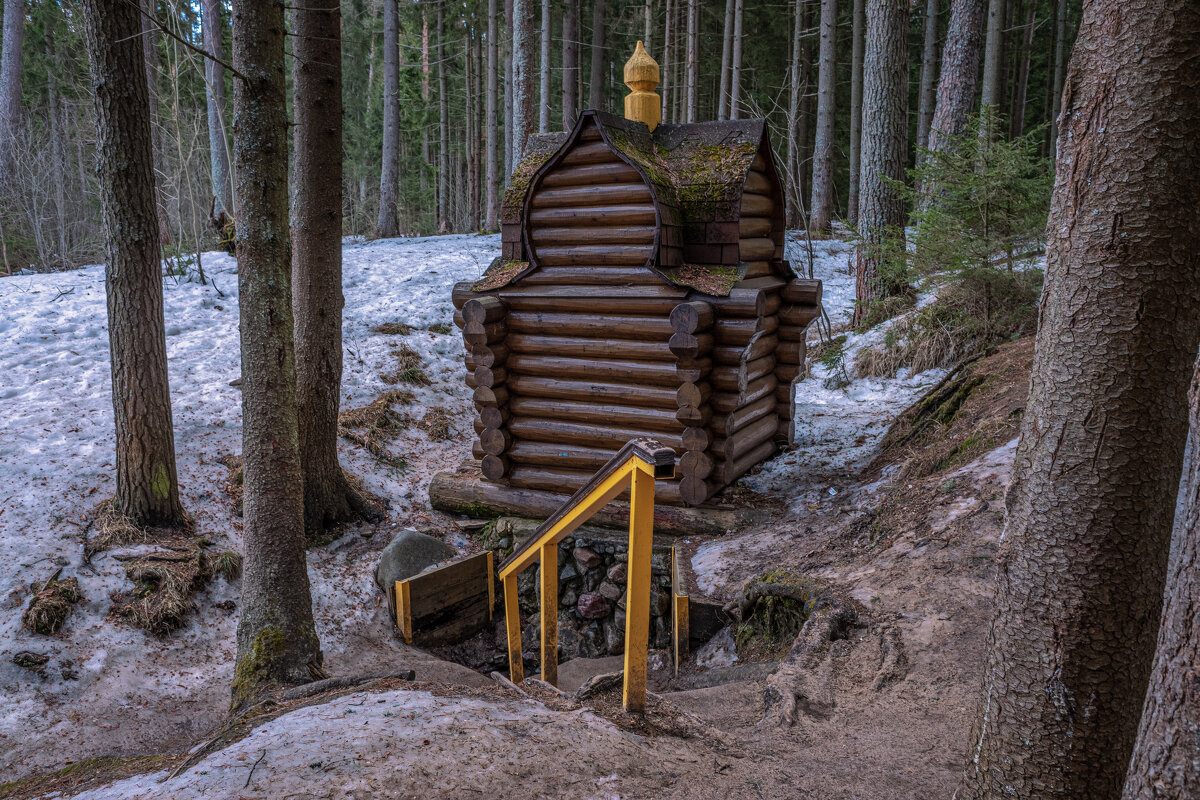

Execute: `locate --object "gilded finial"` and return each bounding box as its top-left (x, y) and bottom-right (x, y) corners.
top-left (623, 41), bottom-right (661, 132)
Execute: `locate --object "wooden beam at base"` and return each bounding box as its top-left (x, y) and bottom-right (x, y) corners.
top-left (540, 542), bottom-right (559, 687)
top-left (622, 464), bottom-right (655, 713)
top-left (394, 580), bottom-right (412, 645)
top-left (671, 547), bottom-right (690, 676)
top-left (504, 574), bottom-right (523, 684)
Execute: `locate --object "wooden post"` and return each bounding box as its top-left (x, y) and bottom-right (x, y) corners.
top-left (622, 462), bottom-right (655, 712)
top-left (540, 541), bottom-right (559, 686)
top-left (504, 573), bottom-right (524, 683)
top-left (486, 550), bottom-right (495, 619)
top-left (394, 579), bottom-right (413, 644)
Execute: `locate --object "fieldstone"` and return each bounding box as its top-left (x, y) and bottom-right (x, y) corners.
top-left (651, 587), bottom-right (671, 616)
top-left (373, 529), bottom-right (456, 596)
top-left (559, 563), bottom-right (579, 581)
top-left (573, 546), bottom-right (602, 569)
top-left (577, 593), bottom-right (612, 619)
top-left (584, 570), bottom-right (604, 593)
top-left (603, 612), bottom-right (626, 654)
top-left (607, 563), bottom-right (627, 583)
top-left (597, 581), bottom-right (622, 602)
top-left (560, 587), bottom-right (578, 607)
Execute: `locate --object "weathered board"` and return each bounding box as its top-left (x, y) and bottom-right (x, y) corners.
top-left (393, 551), bottom-right (494, 647)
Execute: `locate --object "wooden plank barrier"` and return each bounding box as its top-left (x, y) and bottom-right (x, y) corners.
top-left (671, 547), bottom-right (689, 676)
top-left (393, 551), bottom-right (494, 646)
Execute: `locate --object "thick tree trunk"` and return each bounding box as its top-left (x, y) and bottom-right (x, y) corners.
top-left (539, 0), bottom-right (551, 132)
top-left (1049, 0), bottom-right (1067, 155)
top-left (924, 0), bottom-right (986, 206)
top-left (729, 0), bottom-right (743, 119)
top-left (1125, 364), bottom-right (1200, 799)
top-left (486, 0), bottom-right (499, 227)
top-left (504, 0), bottom-right (513, 177)
top-left (438, 0), bottom-right (450, 231)
top-left (562, 0), bottom-right (580, 129)
top-left (588, 0), bottom-right (606, 111)
top-left (979, 0), bottom-right (1004, 115)
top-left (958, 2), bottom-right (1200, 795)
top-left (847, 0), bottom-right (864, 224)
top-left (376, 0), bottom-right (400, 238)
top-left (718, 0), bottom-right (734, 120)
top-left (0, 0), bottom-right (24, 181)
top-left (852, 0), bottom-right (907, 325)
top-left (662, 0), bottom-right (673, 120)
top-left (808, 0), bottom-right (837, 232)
top-left (512, 0), bottom-right (535, 160)
top-left (230, 0), bottom-right (323, 710)
top-left (203, 0), bottom-right (232, 222)
top-left (915, 0), bottom-right (939, 154)
top-left (80, 0), bottom-right (185, 529)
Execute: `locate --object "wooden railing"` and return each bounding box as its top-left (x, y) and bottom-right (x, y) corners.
top-left (497, 437), bottom-right (676, 712)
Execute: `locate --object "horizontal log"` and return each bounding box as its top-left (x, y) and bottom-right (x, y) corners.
top-left (454, 309), bottom-right (465, 330)
top-left (470, 343), bottom-right (509, 368)
top-left (677, 381), bottom-right (712, 408)
top-left (526, 205), bottom-right (657, 227)
top-left (539, 161), bottom-right (642, 187)
top-left (578, 124), bottom-right (603, 141)
top-left (780, 304), bottom-right (821, 328)
top-left (775, 383), bottom-right (793, 404)
top-left (463, 296), bottom-right (508, 325)
top-left (518, 266), bottom-right (662, 285)
top-left (714, 438), bottom-right (777, 486)
top-left (675, 404), bottom-right (712, 426)
top-left (711, 374), bottom-right (778, 413)
top-left (675, 357), bottom-right (712, 384)
top-left (742, 261), bottom-right (775, 279)
top-left (507, 376), bottom-right (679, 408)
top-left (480, 427), bottom-right (513, 456)
top-left (782, 278), bottom-right (822, 306)
top-left (504, 465), bottom-right (684, 505)
top-left (472, 438), bottom-right (485, 459)
top-left (670, 301), bottom-right (715, 334)
top-left (509, 333), bottom-right (675, 362)
top-left (740, 193), bottom-right (774, 217)
top-left (679, 450), bottom-right (715, 480)
top-left (529, 226), bottom-right (657, 247)
top-left (711, 355), bottom-right (775, 393)
top-left (452, 282), bottom-right (479, 310)
top-left (481, 454), bottom-right (510, 481)
top-left (739, 216), bottom-right (773, 239)
top-left (474, 365), bottom-right (507, 387)
top-left (506, 441), bottom-right (620, 470)
top-left (508, 396), bottom-right (685, 433)
top-left (678, 474), bottom-right (715, 507)
top-left (711, 413), bottom-right (779, 462)
top-left (711, 395), bottom-right (777, 438)
top-left (682, 427), bottom-right (711, 451)
top-left (776, 363), bottom-right (804, 383)
top-left (508, 312), bottom-right (673, 339)
top-left (744, 170), bottom-right (773, 195)
top-left (473, 385), bottom-right (509, 408)
top-left (533, 244), bottom-right (655, 267)
top-left (777, 340), bottom-right (806, 364)
top-left (713, 315), bottom-right (778, 346)
top-left (508, 417), bottom-right (685, 451)
top-left (499, 283), bottom-right (686, 300)
top-left (713, 334), bottom-right (778, 366)
top-left (465, 371), bottom-right (477, 389)
top-left (531, 183), bottom-right (653, 208)
top-left (558, 141), bottom-right (621, 166)
top-left (739, 238), bottom-right (777, 262)
top-left (669, 332), bottom-right (714, 361)
top-left (507, 354), bottom-right (681, 386)
top-left (480, 406), bottom-right (511, 429)
top-left (464, 320), bottom-right (506, 348)
top-left (778, 324), bottom-right (808, 342)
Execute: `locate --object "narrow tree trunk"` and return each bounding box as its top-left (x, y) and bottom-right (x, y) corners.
top-left (46, 27), bottom-right (68, 268)
top-left (230, 0), bottom-right (323, 709)
top-left (644, 0), bottom-right (653, 51)
top-left (203, 0), bottom-right (233, 222)
top-left (139, 0), bottom-right (170, 245)
top-left (979, 0), bottom-right (1004, 115)
top-left (958, 2), bottom-right (1200, 794)
top-left (0, 0), bottom-right (25, 182)
top-left (588, 0), bottom-right (606, 111)
top-left (438, 0), bottom-right (450, 231)
top-left (1049, 0), bottom-right (1067, 155)
top-left (718, 0), bottom-right (733, 120)
top-left (786, 0), bottom-right (803, 227)
top-left (915, 0), bottom-right (939, 154)
top-left (685, 0), bottom-right (697, 123)
top-left (924, 0), bottom-right (987, 202)
top-left (729, 0), bottom-right (743, 119)
top-left (662, 0), bottom-right (673, 120)
top-left (513, 0), bottom-right (536, 160)
top-left (79, 0), bottom-right (184, 529)
top-left (504, 0), bottom-right (513, 176)
top-left (486, 0), bottom-right (499, 227)
top-left (808, 0), bottom-right (837, 232)
top-left (376, 0), bottom-right (400, 237)
top-left (847, 0), bottom-right (864, 224)
top-left (562, 0), bottom-right (580, 128)
top-left (539, 0), bottom-right (551, 132)
top-left (1009, 0), bottom-right (1035, 137)
top-left (853, 0), bottom-right (907, 324)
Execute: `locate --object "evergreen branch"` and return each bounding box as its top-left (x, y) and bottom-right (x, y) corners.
top-left (123, 0), bottom-right (248, 84)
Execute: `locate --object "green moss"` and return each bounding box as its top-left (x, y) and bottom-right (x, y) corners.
top-left (230, 626), bottom-right (289, 709)
top-left (151, 463), bottom-right (170, 500)
top-left (447, 501), bottom-right (502, 520)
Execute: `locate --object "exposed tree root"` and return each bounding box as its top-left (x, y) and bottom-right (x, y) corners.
top-left (758, 598), bottom-right (857, 729)
top-left (871, 626), bottom-right (909, 691)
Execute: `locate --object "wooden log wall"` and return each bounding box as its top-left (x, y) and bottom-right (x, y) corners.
top-left (670, 301), bottom-right (715, 506)
top-left (452, 293), bottom-right (515, 482)
top-left (738, 153), bottom-right (785, 280)
top-left (776, 278), bottom-right (823, 443)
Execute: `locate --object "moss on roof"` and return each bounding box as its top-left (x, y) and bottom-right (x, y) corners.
top-left (472, 258), bottom-right (531, 292)
top-left (500, 133), bottom-right (569, 225)
top-left (659, 263), bottom-right (743, 296)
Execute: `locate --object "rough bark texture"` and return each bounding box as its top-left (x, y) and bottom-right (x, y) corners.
top-left (231, 0), bottom-right (323, 710)
top-left (562, 0), bottom-right (579, 129)
top-left (915, 0), bottom-right (939, 153)
top-left (588, 0), bottom-right (606, 111)
top-left (662, 0), bottom-right (673, 120)
top-left (437, 0), bottom-right (450, 231)
top-left (959, 2), bottom-right (1200, 796)
top-left (139, 0), bottom-right (171, 246)
top-left (203, 0), bottom-right (232, 221)
top-left (0, 0), bottom-right (23, 181)
top-left (376, 0), bottom-right (400, 238)
top-left (1049, 0), bottom-right (1067, 153)
top-left (852, 0), bottom-right (907, 325)
top-left (924, 0), bottom-right (986, 205)
top-left (718, 0), bottom-right (734, 120)
top-left (729, 0), bottom-right (743, 119)
top-left (685, 0), bottom-right (697, 123)
top-left (847, 0), bottom-right (864, 224)
top-left (808, 0), bottom-right (837, 232)
top-left (486, 0), bottom-right (499, 227)
top-left (513, 0), bottom-right (536, 161)
top-left (1009, 0), bottom-right (1035, 137)
top-left (80, 0), bottom-right (185, 529)
top-left (539, 0), bottom-right (551, 132)
top-left (979, 0), bottom-right (1004, 112)
top-left (786, 0), bottom-right (805, 227)
top-left (1125, 363), bottom-right (1200, 799)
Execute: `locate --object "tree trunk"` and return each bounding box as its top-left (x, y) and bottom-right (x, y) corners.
top-left (504, 0), bottom-right (513, 177)
top-left (786, 0), bottom-right (804, 227)
top-left (438, 0), bottom-right (450, 231)
top-left (729, 0), bottom-right (743, 119)
top-left (685, 0), bottom-right (697, 123)
top-left (924, 0), bottom-right (987, 204)
top-left (139, 0), bottom-right (170, 246)
top-left (376, 0), bottom-right (399, 238)
top-left (718, 0), bottom-right (733, 120)
top-left (1125, 363), bottom-right (1200, 799)
top-left (958, 1), bottom-right (1200, 794)
top-left (0, 0), bottom-right (24, 181)
top-left (915, 0), bottom-right (939, 154)
top-left (539, 0), bottom-right (551, 132)
top-left (1009, 0), bottom-right (1035, 137)
top-left (662, 0), bottom-right (673, 120)
top-left (853, 0), bottom-right (907, 325)
top-left (562, 0), bottom-right (580, 129)
top-left (203, 0), bottom-right (233, 222)
top-left (847, 0), bottom-right (864, 224)
top-left (588, 0), bottom-right (606, 111)
top-left (230, 0), bottom-right (323, 710)
top-left (46, 26), bottom-right (67, 268)
top-left (513, 0), bottom-right (536, 160)
top-left (79, 0), bottom-right (185, 529)
top-left (979, 0), bottom-right (1004, 114)
top-left (1049, 0), bottom-right (1067, 155)
top-left (644, 0), bottom-right (653, 51)
top-left (486, 0), bottom-right (499, 227)
top-left (808, 0), bottom-right (837, 232)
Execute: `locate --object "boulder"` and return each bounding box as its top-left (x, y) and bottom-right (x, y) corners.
top-left (577, 593), bottom-right (612, 619)
top-left (572, 546), bottom-right (602, 569)
top-left (373, 529), bottom-right (457, 598)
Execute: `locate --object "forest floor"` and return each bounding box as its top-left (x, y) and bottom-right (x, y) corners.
top-left (0, 233), bottom-right (1037, 798)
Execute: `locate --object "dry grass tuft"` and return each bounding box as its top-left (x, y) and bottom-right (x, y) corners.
top-left (110, 547), bottom-right (206, 636)
top-left (338, 390), bottom-right (413, 468)
top-left (427, 322), bottom-right (453, 335)
top-left (86, 501), bottom-right (148, 555)
top-left (419, 408), bottom-right (454, 441)
top-left (371, 321), bottom-right (412, 336)
top-left (381, 344), bottom-right (432, 387)
top-left (21, 575), bottom-right (83, 635)
top-left (210, 550), bottom-right (243, 582)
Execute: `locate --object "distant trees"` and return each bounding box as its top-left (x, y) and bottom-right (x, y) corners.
top-left (0, 0), bottom-right (23, 180)
top-left (376, 0), bottom-right (400, 238)
top-left (808, 0), bottom-right (836, 232)
top-left (924, 0), bottom-right (987, 204)
top-left (512, 0), bottom-right (535, 161)
top-left (958, 0), bottom-right (1200, 794)
top-left (202, 0), bottom-right (231, 225)
top-left (79, 0), bottom-right (184, 529)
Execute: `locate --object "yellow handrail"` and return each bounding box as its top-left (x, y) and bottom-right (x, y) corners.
top-left (497, 437), bottom-right (676, 712)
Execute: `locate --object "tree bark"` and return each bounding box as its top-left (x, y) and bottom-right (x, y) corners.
top-left (786, 0), bottom-right (805, 227)
top-left (729, 0), bottom-right (744, 119)
top-left (924, 0), bottom-right (986, 206)
top-left (438, 0), bottom-right (450, 231)
top-left (915, 0), bottom-right (939, 154)
top-left (958, 1), bottom-right (1200, 795)
top-left (1008, 0), bottom-right (1035, 138)
top-left (718, 0), bottom-right (734, 120)
top-left (979, 0), bottom-right (1004, 115)
top-left (562, 0), bottom-right (580, 129)
top-left (230, 0), bottom-right (323, 710)
top-left (685, 0), bottom-right (698, 123)
top-left (486, 0), bottom-right (499, 227)
top-left (139, 0), bottom-right (170, 246)
top-left (1124, 363), bottom-right (1200, 799)
top-left (0, 0), bottom-right (24, 182)
top-left (376, 0), bottom-right (400, 238)
top-left (539, 0), bottom-right (551, 132)
top-left (847, 0), bottom-right (864, 224)
top-left (852, 0), bottom-right (907, 325)
top-left (504, 0), bottom-right (513, 177)
top-left (588, 0), bottom-right (606, 111)
top-left (79, 0), bottom-right (185, 529)
top-left (808, 0), bottom-right (837, 232)
top-left (662, 0), bottom-right (673, 120)
top-left (203, 0), bottom-right (233, 222)
top-left (1049, 0), bottom-right (1067, 156)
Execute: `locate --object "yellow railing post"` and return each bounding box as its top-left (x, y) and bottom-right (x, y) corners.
top-left (622, 462), bottom-right (656, 712)
top-left (540, 541), bottom-right (559, 686)
top-left (504, 573), bottom-right (523, 683)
